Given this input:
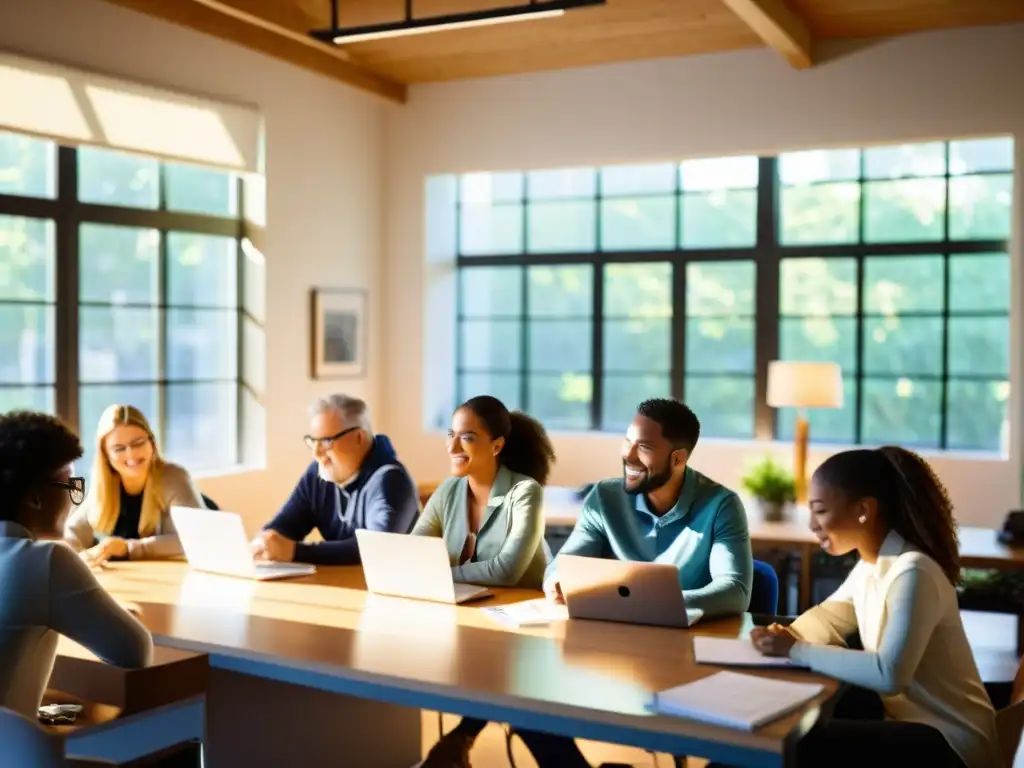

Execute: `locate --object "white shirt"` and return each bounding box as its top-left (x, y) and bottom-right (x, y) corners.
top-left (789, 530), bottom-right (1001, 768)
top-left (0, 521), bottom-right (153, 718)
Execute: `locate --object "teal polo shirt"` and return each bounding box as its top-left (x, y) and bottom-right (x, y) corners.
top-left (544, 467), bottom-right (753, 618)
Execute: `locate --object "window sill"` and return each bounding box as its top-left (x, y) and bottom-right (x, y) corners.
top-left (422, 428), bottom-right (1009, 462)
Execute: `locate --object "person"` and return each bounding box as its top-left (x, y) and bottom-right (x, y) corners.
top-left (415, 395), bottom-right (556, 768)
top-left (496, 398), bottom-right (753, 768)
top-left (253, 394), bottom-right (419, 565)
top-left (744, 447), bottom-right (1000, 768)
top-left (0, 410), bottom-right (153, 720)
top-left (545, 397), bottom-right (753, 616)
top-left (64, 404), bottom-right (205, 563)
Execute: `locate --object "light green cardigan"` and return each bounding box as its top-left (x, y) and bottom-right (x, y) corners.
top-left (411, 465), bottom-right (548, 589)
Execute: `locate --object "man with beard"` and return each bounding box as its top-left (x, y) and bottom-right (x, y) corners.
top-left (543, 397), bottom-right (753, 617)
top-left (251, 394), bottom-right (419, 565)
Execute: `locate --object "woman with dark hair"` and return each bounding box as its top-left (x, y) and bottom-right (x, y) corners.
top-left (412, 394), bottom-right (555, 588)
top-left (0, 411), bottom-right (152, 720)
top-left (413, 395), bottom-right (555, 768)
top-left (747, 446), bottom-right (999, 767)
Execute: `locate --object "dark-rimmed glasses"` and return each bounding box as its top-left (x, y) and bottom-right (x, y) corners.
top-left (51, 477), bottom-right (86, 506)
top-left (303, 426), bottom-right (360, 451)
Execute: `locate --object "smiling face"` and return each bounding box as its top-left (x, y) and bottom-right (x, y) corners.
top-left (621, 414), bottom-right (686, 495)
top-left (807, 475), bottom-right (873, 556)
top-left (446, 406), bottom-right (502, 479)
top-left (104, 425), bottom-right (154, 485)
top-left (308, 409), bottom-right (367, 484)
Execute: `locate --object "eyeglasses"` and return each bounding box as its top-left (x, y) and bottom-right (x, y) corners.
top-left (108, 436), bottom-right (151, 456)
top-left (303, 426), bottom-right (360, 451)
top-left (51, 477), bottom-right (86, 506)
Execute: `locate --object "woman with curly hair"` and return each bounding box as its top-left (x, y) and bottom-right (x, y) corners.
top-left (0, 410), bottom-right (152, 719)
top-left (413, 395), bottom-right (556, 768)
top-left (747, 446), bottom-right (1000, 767)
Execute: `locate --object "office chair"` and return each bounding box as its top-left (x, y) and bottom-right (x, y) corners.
top-left (200, 494), bottom-right (219, 511)
top-left (749, 559), bottom-right (780, 615)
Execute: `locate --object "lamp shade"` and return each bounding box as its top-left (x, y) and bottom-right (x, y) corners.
top-left (766, 361), bottom-right (844, 409)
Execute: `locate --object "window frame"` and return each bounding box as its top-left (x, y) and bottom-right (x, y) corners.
top-left (453, 150), bottom-right (1011, 450)
top-left (0, 143), bottom-right (250, 469)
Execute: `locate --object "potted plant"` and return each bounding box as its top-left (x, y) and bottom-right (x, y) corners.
top-left (740, 456), bottom-right (796, 522)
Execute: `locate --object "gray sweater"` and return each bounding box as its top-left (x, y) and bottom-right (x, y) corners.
top-left (0, 522), bottom-right (152, 718)
top-left (63, 462), bottom-right (205, 559)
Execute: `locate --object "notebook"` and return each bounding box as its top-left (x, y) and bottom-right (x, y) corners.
top-left (693, 636), bottom-right (809, 669)
top-left (649, 671), bottom-right (825, 730)
top-left (481, 598), bottom-right (569, 628)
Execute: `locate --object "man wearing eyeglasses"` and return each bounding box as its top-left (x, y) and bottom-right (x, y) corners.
top-left (251, 395), bottom-right (420, 565)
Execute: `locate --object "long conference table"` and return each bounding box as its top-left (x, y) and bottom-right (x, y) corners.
top-left (91, 562), bottom-right (840, 768)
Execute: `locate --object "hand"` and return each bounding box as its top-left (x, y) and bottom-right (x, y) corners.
top-left (85, 537), bottom-right (129, 565)
top-left (545, 581), bottom-right (565, 605)
top-left (751, 626), bottom-right (797, 658)
top-left (253, 530), bottom-right (296, 563)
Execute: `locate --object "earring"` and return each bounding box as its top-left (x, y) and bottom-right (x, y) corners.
top-left (858, 514), bottom-right (867, 524)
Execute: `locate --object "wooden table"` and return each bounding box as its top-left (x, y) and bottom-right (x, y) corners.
top-left (92, 561), bottom-right (839, 768)
top-left (47, 639), bottom-right (208, 764)
top-left (544, 487), bottom-right (1024, 611)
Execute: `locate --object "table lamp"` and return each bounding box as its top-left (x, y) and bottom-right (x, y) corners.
top-left (766, 361), bottom-right (844, 504)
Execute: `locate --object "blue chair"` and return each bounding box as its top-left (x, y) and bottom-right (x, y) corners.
top-left (750, 559), bottom-right (780, 615)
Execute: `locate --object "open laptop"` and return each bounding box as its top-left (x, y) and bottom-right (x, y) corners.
top-left (170, 506), bottom-right (316, 581)
top-left (355, 529), bottom-right (491, 605)
top-left (557, 554), bottom-right (703, 629)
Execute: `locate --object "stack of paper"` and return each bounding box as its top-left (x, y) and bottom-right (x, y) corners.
top-left (481, 598), bottom-right (568, 628)
top-left (650, 671), bottom-right (824, 730)
top-left (693, 636), bottom-right (809, 669)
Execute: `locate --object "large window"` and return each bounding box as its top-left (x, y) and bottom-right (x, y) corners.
top-left (0, 130), bottom-right (255, 473)
top-left (450, 137), bottom-right (1013, 452)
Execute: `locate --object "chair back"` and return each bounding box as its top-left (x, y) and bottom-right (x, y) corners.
top-left (750, 560), bottom-right (780, 615)
top-left (996, 656), bottom-right (1024, 767)
top-left (0, 707), bottom-right (67, 767)
top-left (201, 493), bottom-right (220, 511)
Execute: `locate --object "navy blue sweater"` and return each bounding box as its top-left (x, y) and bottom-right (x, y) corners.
top-left (264, 435), bottom-right (419, 565)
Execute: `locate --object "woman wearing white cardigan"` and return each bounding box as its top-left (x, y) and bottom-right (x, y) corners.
top-left (749, 446), bottom-right (1000, 767)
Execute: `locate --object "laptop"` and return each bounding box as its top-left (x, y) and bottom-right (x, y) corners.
top-left (170, 506), bottom-right (316, 581)
top-left (557, 554), bottom-right (703, 629)
top-left (355, 529), bottom-right (491, 605)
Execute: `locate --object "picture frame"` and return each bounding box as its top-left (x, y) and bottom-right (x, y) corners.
top-left (310, 288), bottom-right (367, 380)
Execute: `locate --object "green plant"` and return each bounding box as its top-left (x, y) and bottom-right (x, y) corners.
top-left (740, 456), bottom-right (796, 504)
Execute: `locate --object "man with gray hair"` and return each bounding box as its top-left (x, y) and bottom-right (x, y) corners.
top-left (252, 395), bottom-right (419, 565)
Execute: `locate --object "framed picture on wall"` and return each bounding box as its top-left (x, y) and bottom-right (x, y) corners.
top-left (310, 288), bottom-right (367, 379)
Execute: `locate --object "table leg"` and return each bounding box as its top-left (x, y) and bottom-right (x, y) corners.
top-left (204, 667), bottom-right (421, 767)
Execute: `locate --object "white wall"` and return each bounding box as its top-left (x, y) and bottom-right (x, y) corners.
top-left (383, 23), bottom-right (1024, 527)
top-left (2, 0), bottom-right (388, 532)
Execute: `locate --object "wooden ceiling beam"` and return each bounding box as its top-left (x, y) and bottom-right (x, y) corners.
top-left (719, 0), bottom-right (812, 68)
top-left (101, 0), bottom-right (407, 103)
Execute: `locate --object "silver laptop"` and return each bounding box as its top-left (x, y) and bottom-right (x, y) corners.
top-left (170, 506), bottom-right (316, 581)
top-left (557, 554), bottom-right (703, 628)
top-left (355, 529), bottom-right (491, 605)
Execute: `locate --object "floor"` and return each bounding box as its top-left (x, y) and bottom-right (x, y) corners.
top-left (420, 611), bottom-right (1019, 768)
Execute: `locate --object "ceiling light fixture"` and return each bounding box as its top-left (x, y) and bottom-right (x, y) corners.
top-left (311, 0), bottom-right (606, 46)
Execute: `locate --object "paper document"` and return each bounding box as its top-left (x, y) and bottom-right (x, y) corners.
top-left (650, 670), bottom-right (824, 730)
top-left (481, 598), bottom-right (568, 628)
top-left (693, 636), bottom-right (809, 668)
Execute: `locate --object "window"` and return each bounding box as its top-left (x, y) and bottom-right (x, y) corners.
top-left (446, 138), bottom-right (1013, 450)
top-left (0, 129), bottom-right (258, 474)
top-left (777, 139), bottom-right (1012, 450)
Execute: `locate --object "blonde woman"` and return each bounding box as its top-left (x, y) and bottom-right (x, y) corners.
top-left (64, 405), bottom-right (205, 563)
